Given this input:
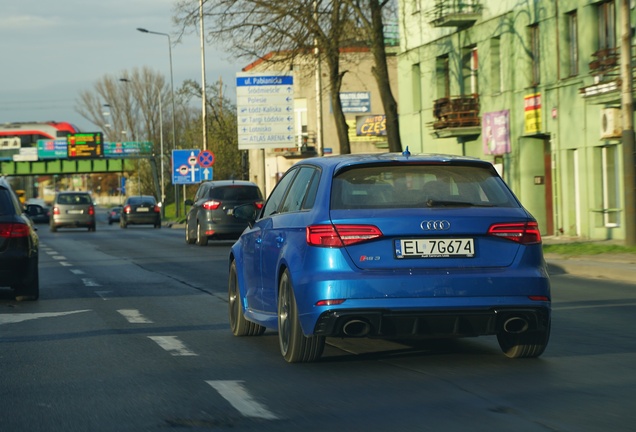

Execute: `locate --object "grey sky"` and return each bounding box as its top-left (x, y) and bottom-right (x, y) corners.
top-left (0, 0), bottom-right (242, 132)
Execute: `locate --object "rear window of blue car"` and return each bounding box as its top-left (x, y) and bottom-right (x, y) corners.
top-left (331, 164), bottom-right (518, 209)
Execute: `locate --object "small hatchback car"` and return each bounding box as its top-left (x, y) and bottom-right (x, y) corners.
top-left (120, 196), bottom-right (161, 228)
top-left (50, 191), bottom-right (96, 232)
top-left (185, 180), bottom-right (263, 246)
top-left (0, 178), bottom-right (39, 300)
top-left (228, 152), bottom-right (551, 363)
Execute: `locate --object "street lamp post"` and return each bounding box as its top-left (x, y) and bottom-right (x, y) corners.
top-left (137, 27), bottom-right (178, 215)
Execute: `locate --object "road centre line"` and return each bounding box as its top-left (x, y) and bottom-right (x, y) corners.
top-left (70, 269), bottom-right (85, 275)
top-left (206, 380), bottom-right (278, 420)
top-left (118, 309), bottom-right (153, 324)
top-left (52, 255), bottom-right (66, 260)
top-left (60, 262), bottom-right (73, 267)
top-left (148, 336), bottom-right (197, 356)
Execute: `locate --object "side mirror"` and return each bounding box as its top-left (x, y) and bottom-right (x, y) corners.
top-left (184, 199), bottom-right (194, 206)
top-left (233, 203), bottom-right (257, 227)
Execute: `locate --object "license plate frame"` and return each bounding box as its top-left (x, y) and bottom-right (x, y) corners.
top-left (395, 238), bottom-right (475, 259)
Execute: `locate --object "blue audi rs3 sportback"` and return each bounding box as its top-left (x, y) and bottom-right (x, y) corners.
top-left (228, 152), bottom-right (551, 363)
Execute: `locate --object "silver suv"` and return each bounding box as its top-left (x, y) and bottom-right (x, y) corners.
top-left (50, 192), bottom-right (96, 232)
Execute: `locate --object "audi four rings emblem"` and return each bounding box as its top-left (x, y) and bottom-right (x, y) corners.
top-left (421, 220), bottom-right (451, 231)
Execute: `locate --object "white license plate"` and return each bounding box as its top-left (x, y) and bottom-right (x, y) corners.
top-left (136, 208), bottom-right (149, 212)
top-left (67, 209), bottom-right (83, 214)
top-left (395, 238), bottom-right (474, 258)
top-left (226, 208), bottom-right (234, 215)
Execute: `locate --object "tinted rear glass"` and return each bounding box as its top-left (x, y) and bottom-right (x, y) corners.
top-left (56, 193), bottom-right (92, 205)
top-left (209, 186), bottom-right (261, 201)
top-left (128, 197), bottom-right (156, 205)
top-left (331, 164), bottom-right (518, 210)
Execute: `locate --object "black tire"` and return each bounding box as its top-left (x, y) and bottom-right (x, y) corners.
top-left (88, 224), bottom-right (96, 232)
top-left (278, 269), bottom-right (325, 363)
top-left (228, 261), bottom-right (266, 336)
top-left (155, 222), bottom-right (161, 229)
top-left (50, 225), bottom-right (57, 233)
top-left (185, 223), bottom-right (196, 244)
top-left (497, 320), bottom-right (551, 359)
top-left (14, 257), bottom-right (39, 301)
top-left (196, 222), bottom-right (208, 246)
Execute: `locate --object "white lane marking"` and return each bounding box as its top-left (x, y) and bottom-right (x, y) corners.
top-left (82, 278), bottom-right (101, 287)
top-left (0, 310), bottom-right (91, 325)
top-left (52, 255), bottom-right (66, 260)
top-left (118, 309), bottom-right (153, 324)
top-left (206, 380), bottom-right (278, 420)
top-left (45, 250), bottom-right (57, 255)
top-left (148, 336), bottom-right (197, 356)
top-left (60, 262), bottom-right (73, 267)
top-left (70, 269), bottom-right (85, 275)
top-left (554, 302), bottom-right (636, 311)
top-left (95, 291), bottom-right (112, 300)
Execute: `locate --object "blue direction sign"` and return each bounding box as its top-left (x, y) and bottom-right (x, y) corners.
top-left (172, 149), bottom-right (201, 184)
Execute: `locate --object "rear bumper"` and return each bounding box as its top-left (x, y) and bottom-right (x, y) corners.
top-left (51, 216), bottom-right (94, 228)
top-left (314, 306), bottom-right (551, 338)
top-left (123, 214), bottom-right (160, 225)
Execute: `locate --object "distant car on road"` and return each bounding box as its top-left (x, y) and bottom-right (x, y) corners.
top-left (228, 152), bottom-right (551, 363)
top-left (185, 180), bottom-right (263, 246)
top-left (50, 191), bottom-right (96, 232)
top-left (120, 196), bottom-right (161, 228)
top-left (0, 177), bottom-right (39, 300)
top-left (25, 203), bottom-right (50, 224)
top-left (107, 206), bottom-right (122, 225)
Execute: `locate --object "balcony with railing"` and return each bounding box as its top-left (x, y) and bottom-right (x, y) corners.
top-left (432, 94), bottom-right (481, 133)
top-left (589, 47), bottom-right (620, 77)
top-left (427, 0), bottom-right (483, 28)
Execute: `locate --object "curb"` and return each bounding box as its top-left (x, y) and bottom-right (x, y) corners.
top-left (546, 254), bottom-right (636, 285)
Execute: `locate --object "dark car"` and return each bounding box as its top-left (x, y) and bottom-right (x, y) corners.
top-left (185, 180), bottom-right (263, 246)
top-left (228, 152), bottom-right (551, 363)
top-left (0, 178), bottom-right (39, 300)
top-left (25, 203), bottom-right (50, 224)
top-left (50, 191), bottom-right (96, 232)
top-left (107, 206), bottom-right (122, 225)
top-left (120, 196), bottom-right (161, 228)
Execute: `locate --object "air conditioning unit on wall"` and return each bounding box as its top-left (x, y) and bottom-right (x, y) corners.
top-left (600, 108), bottom-right (622, 139)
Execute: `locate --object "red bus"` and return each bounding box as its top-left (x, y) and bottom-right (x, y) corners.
top-left (0, 121), bottom-right (80, 146)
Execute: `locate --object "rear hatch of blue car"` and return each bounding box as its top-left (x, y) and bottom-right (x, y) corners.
top-left (328, 162), bottom-right (539, 272)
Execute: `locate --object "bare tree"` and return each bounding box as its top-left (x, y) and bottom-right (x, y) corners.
top-left (174, 0), bottom-right (355, 154)
top-left (344, 0), bottom-right (401, 152)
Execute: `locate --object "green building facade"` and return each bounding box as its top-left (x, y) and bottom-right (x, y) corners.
top-left (398, 0), bottom-right (633, 241)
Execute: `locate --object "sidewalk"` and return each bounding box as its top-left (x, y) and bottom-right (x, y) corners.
top-left (545, 253), bottom-right (636, 284)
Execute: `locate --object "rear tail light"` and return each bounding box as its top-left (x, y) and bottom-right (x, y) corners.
top-left (88, 205), bottom-right (95, 216)
top-left (488, 222), bottom-right (541, 244)
top-left (307, 224), bottom-right (382, 247)
top-left (202, 200), bottom-right (221, 210)
top-left (153, 205), bottom-right (161, 213)
top-left (123, 205), bottom-right (131, 214)
top-left (255, 201), bottom-right (264, 210)
top-left (53, 206), bottom-right (60, 215)
top-left (0, 223), bottom-right (30, 238)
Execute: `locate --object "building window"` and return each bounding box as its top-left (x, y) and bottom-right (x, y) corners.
top-left (598, 1), bottom-right (616, 50)
top-left (490, 37), bottom-right (502, 93)
top-left (567, 11), bottom-right (579, 76)
top-left (462, 45), bottom-right (478, 95)
top-left (412, 64), bottom-right (422, 111)
top-left (435, 55), bottom-right (450, 99)
top-left (601, 145), bottom-right (619, 227)
top-left (529, 24), bottom-right (540, 86)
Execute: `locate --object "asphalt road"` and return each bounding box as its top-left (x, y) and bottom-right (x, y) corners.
top-left (1, 211), bottom-right (635, 431)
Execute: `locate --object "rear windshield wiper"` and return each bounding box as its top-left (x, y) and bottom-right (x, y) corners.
top-left (425, 200), bottom-right (495, 207)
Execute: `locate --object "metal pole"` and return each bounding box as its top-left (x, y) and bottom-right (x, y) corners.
top-left (199, 0), bottom-right (208, 150)
top-left (137, 27), bottom-right (179, 216)
top-left (620, 0), bottom-right (636, 246)
top-left (159, 94), bottom-right (165, 218)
